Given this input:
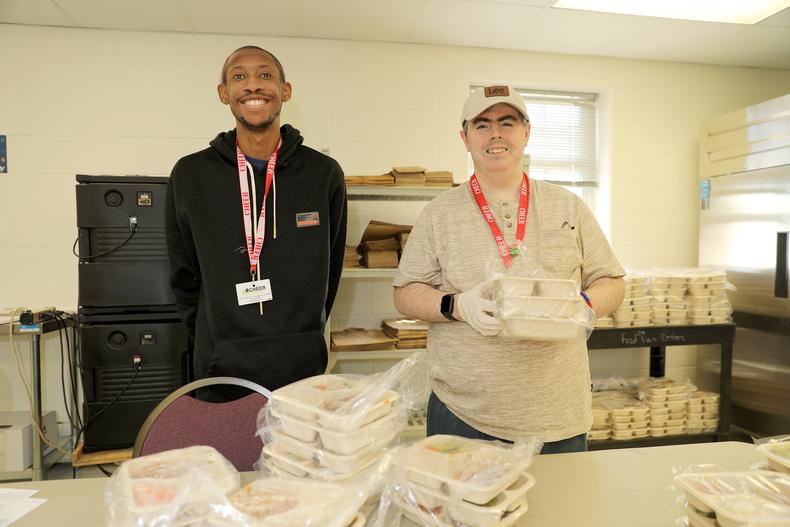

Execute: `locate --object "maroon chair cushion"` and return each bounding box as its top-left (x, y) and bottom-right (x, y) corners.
top-left (139, 392), bottom-right (267, 471)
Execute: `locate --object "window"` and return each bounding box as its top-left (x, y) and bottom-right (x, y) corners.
top-left (469, 86), bottom-right (598, 201)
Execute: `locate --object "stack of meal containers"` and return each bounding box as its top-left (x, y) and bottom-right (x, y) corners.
top-left (675, 471), bottom-right (790, 526)
top-left (685, 271), bottom-right (732, 325)
top-left (590, 390), bottom-right (650, 441)
top-left (613, 275), bottom-right (651, 327)
top-left (640, 379), bottom-right (689, 437)
top-left (495, 277), bottom-right (584, 340)
top-left (388, 435), bottom-right (536, 527)
top-left (648, 274), bottom-right (688, 326)
top-left (685, 391), bottom-right (720, 434)
top-left (262, 374), bottom-right (404, 481)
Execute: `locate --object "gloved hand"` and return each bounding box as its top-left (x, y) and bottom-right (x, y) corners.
top-left (457, 280), bottom-right (501, 336)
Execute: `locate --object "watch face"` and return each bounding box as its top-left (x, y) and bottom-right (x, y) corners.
top-left (441, 294), bottom-right (455, 319)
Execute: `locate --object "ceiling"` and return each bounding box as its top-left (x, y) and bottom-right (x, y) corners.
top-left (3, 0), bottom-right (790, 69)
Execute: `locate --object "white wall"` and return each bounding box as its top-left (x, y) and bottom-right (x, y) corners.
top-left (2, 24), bottom-right (790, 425)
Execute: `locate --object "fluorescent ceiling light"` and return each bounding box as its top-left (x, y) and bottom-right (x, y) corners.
top-left (552, 0), bottom-right (790, 24)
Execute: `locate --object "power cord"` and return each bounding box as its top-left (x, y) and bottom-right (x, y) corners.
top-left (72, 216), bottom-right (138, 261)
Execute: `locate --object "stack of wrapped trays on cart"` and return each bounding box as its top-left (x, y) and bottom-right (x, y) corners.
top-left (494, 277), bottom-right (587, 340)
top-left (683, 271), bottom-right (733, 325)
top-left (756, 435), bottom-right (790, 473)
top-left (260, 355), bottom-right (429, 482)
top-left (106, 445), bottom-right (374, 527)
top-left (590, 390), bottom-right (650, 441)
top-left (685, 391), bottom-right (720, 434)
top-left (675, 470), bottom-right (790, 527)
top-left (376, 435), bottom-right (538, 527)
top-left (647, 274), bottom-right (689, 326)
top-left (639, 379), bottom-right (692, 437)
top-left (613, 269), bottom-right (734, 327)
top-left (612, 275), bottom-right (652, 327)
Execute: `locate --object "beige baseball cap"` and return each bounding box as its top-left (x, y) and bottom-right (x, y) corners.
top-left (461, 85), bottom-right (529, 126)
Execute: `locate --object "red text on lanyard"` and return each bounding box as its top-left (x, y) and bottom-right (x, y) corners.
top-left (469, 173), bottom-right (530, 268)
top-left (237, 141), bottom-right (280, 275)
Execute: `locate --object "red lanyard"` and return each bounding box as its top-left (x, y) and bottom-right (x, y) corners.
top-left (469, 173), bottom-right (530, 268)
top-left (236, 141), bottom-right (279, 276)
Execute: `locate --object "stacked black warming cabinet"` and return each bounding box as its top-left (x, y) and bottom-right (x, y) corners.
top-left (76, 175), bottom-right (189, 452)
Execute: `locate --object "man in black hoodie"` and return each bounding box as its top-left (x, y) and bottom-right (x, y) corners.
top-left (165, 46), bottom-right (347, 400)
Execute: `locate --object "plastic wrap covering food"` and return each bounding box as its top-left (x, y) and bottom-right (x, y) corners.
top-left (493, 276), bottom-right (594, 341)
top-left (675, 470), bottom-right (790, 527)
top-left (228, 476), bottom-right (373, 527)
top-left (106, 445), bottom-right (245, 527)
top-left (371, 434), bottom-right (541, 527)
top-left (755, 435), bottom-right (790, 474)
top-left (591, 390), bottom-right (650, 441)
top-left (258, 353), bottom-right (431, 481)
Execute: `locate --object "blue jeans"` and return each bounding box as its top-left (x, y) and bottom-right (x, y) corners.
top-left (426, 392), bottom-right (587, 454)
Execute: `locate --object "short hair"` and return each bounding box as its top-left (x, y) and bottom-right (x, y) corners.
top-left (220, 45), bottom-right (286, 85)
top-left (462, 114), bottom-right (528, 134)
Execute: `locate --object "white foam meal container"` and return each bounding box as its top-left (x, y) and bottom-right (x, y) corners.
top-left (400, 435), bottom-right (527, 506)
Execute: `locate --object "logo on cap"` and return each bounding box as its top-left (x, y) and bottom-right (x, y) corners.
top-left (484, 86), bottom-right (510, 98)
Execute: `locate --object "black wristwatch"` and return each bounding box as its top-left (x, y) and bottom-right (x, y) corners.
top-left (440, 294), bottom-right (456, 321)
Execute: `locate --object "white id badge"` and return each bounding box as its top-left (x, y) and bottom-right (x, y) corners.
top-left (236, 279), bottom-right (273, 306)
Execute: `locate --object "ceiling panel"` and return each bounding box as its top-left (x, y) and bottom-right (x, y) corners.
top-left (180, 0), bottom-right (301, 36)
top-left (510, 8), bottom-right (651, 58)
top-left (411, 0), bottom-right (542, 49)
top-left (297, 0), bottom-right (423, 42)
top-left (757, 6), bottom-right (790, 27)
top-left (55, 0), bottom-right (192, 32)
top-left (0, 0), bottom-right (76, 26)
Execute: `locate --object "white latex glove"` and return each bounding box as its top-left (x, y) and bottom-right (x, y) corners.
top-left (457, 280), bottom-right (502, 336)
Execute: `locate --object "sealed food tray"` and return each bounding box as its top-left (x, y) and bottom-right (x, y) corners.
top-left (400, 473), bottom-right (534, 527)
top-left (271, 429), bottom-right (382, 472)
top-left (610, 428), bottom-right (649, 440)
top-left (271, 407), bottom-right (401, 455)
top-left (496, 277), bottom-right (577, 299)
top-left (272, 374), bottom-right (400, 430)
top-left (499, 295), bottom-right (581, 319)
top-left (756, 440), bottom-right (790, 473)
top-left (675, 471), bottom-right (790, 526)
top-left (262, 443), bottom-right (378, 481)
top-left (685, 504), bottom-right (717, 527)
top-left (229, 477), bottom-right (364, 526)
top-left (119, 445), bottom-right (239, 496)
top-left (400, 435), bottom-right (526, 505)
top-left (500, 316), bottom-right (582, 340)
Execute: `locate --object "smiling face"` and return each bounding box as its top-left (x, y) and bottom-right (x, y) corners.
top-left (217, 49), bottom-right (292, 133)
top-left (460, 103), bottom-right (530, 177)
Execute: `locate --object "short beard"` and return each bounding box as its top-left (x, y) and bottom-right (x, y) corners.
top-left (235, 110), bottom-right (280, 133)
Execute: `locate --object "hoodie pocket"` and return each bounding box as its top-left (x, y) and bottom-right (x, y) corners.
top-left (208, 330), bottom-right (327, 391)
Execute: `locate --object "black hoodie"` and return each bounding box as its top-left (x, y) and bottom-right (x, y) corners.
top-left (165, 125), bottom-right (347, 395)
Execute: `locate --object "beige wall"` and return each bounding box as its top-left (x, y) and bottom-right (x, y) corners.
top-left (2, 24), bottom-right (790, 423)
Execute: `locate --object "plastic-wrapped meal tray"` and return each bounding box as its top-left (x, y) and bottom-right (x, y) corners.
top-left (228, 477), bottom-right (365, 526)
top-left (500, 316), bottom-right (582, 340)
top-left (397, 472), bottom-right (534, 527)
top-left (495, 277), bottom-right (577, 299)
top-left (119, 445), bottom-right (239, 496)
top-left (270, 407), bottom-right (400, 455)
top-left (272, 374), bottom-right (400, 431)
top-left (499, 296), bottom-right (580, 319)
top-left (757, 440), bottom-right (790, 473)
top-left (675, 471), bottom-right (790, 527)
top-left (399, 435), bottom-right (526, 506)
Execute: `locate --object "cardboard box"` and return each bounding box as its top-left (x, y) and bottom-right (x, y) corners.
top-left (0, 410), bottom-right (58, 472)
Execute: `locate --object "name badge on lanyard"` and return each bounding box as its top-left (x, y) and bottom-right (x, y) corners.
top-left (235, 140), bottom-right (279, 308)
top-left (236, 279), bottom-right (273, 306)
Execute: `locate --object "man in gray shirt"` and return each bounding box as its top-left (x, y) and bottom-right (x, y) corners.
top-left (393, 85), bottom-right (625, 453)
